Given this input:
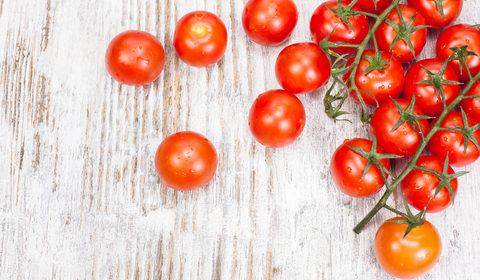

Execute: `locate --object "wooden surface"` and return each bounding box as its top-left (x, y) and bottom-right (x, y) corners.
top-left (1, 0), bottom-right (479, 279)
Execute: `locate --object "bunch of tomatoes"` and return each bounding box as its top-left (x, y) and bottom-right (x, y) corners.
top-left (104, 0), bottom-right (479, 278)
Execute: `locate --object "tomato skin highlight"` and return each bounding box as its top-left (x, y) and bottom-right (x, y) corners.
top-left (105, 30), bottom-right (165, 86)
top-left (173, 11), bottom-right (228, 67)
top-left (275, 43), bottom-right (331, 94)
top-left (408, 0), bottom-right (463, 29)
top-left (374, 218), bottom-right (442, 279)
top-left (401, 155), bottom-right (457, 213)
top-left (348, 0), bottom-right (393, 14)
top-left (310, 0), bottom-right (369, 54)
top-left (330, 138), bottom-right (390, 197)
top-left (428, 111), bottom-right (480, 167)
top-left (436, 24), bottom-right (480, 82)
top-left (242, 0), bottom-right (298, 46)
top-left (404, 58), bottom-right (461, 117)
top-left (375, 5), bottom-right (427, 63)
top-left (370, 99), bottom-right (430, 157)
top-left (344, 49), bottom-right (405, 106)
top-left (249, 90), bottom-right (306, 148)
top-left (461, 80), bottom-right (480, 121)
top-left (155, 132), bottom-right (218, 191)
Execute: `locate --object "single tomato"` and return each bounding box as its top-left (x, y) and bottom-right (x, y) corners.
top-left (408, 0), bottom-right (463, 29)
top-left (155, 131), bottom-right (218, 191)
top-left (105, 30), bottom-right (165, 86)
top-left (275, 43), bottom-right (331, 94)
top-left (174, 11), bottom-right (228, 67)
top-left (461, 80), bottom-right (480, 121)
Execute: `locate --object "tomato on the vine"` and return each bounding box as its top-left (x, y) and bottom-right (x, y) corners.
top-left (173, 11), bottom-right (228, 67)
top-left (343, 49), bottom-right (404, 106)
top-left (155, 131), bottom-right (218, 191)
top-left (375, 4), bottom-right (427, 63)
top-left (330, 138), bottom-right (390, 197)
top-left (428, 111), bottom-right (480, 167)
top-left (242, 0), bottom-right (298, 46)
top-left (436, 24), bottom-right (480, 81)
top-left (275, 43), bottom-right (331, 94)
top-left (402, 155), bottom-right (457, 213)
top-left (249, 90), bottom-right (305, 148)
top-left (461, 81), bottom-right (480, 121)
top-left (404, 58), bottom-right (461, 117)
top-left (374, 218), bottom-right (442, 279)
top-left (408, 0), bottom-right (463, 29)
top-left (349, 0), bottom-right (393, 15)
top-left (310, 0), bottom-right (369, 54)
top-left (105, 30), bottom-right (165, 86)
top-left (370, 99), bottom-right (430, 157)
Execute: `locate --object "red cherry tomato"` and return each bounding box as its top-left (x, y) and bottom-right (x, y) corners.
top-left (275, 43), bottom-right (331, 94)
top-left (408, 0), bottom-right (463, 29)
top-left (344, 49), bottom-right (405, 106)
top-left (155, 131), bottom-right (218, 191)
top-left (249, 90), bottom-right (305, 148)
top-left (404, 58), bottom-right (461, 117)
top-left (242, 0), bottom-right (298, 46)
top-left (330, 138), bottom-right (390, 197)
top-left (436, 24), bottom-right (480, 81)
top-left (105, 30), bottom-right (165, 86)
top-left (374, 218), bottom-right (442, 279)
top-left (349, 0), bottom-right (393, 14)
top-left (173, 11), bottom-right (228, 67)
top-left (375, 4), bottom-right (427, 63)
top-left (428, 111), bottom-right (480, 167)
top-left (461, 81), bottom-right (480, 121)
top-left (310, 0), bottom-right (369, 54)
top-left (401, 155), bottom-right (457, 213)
top-left (370, 99), bottom-right (430, 157)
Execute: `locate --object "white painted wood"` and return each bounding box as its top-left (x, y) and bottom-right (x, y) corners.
top-left (1, 0), bottom-right (479, 279)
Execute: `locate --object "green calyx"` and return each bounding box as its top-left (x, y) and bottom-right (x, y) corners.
top-left (441, 109), bottom-right (480, 152)
top-left (434, 0), bottom-right (445, 19)
top-left (360, 51), bottom-right (391, 77)
top-left (386, 198), bottom-right (427, 238)
top-left (325, 0), bottom-right (359, 31)
top-left (415, 61), bottom-right (463, 101)
top-left (390, 96), bottom-right (432, 135)
top-left (450, 45), bottom-right (478, 78)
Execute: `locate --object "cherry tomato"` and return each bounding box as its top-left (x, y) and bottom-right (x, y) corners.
top-left (173, 11), bottom-right (228, 67)
top-left (461, 80), bottom-right (480, 121)
top-left (242, 0), bottom-right (298, 46)
top-left (249, 90), bottom-right (305, 148)
top-left (330, 138), bottom-right (390, 197)
top-left (348, 0), bottom-right (393, 14)
top-left (375, 4), bottom-right (427, 63)
top-left (408, 0), bottom-right (463, 29)
top-left (310, 0), bottom-right (369, 54)
top-left (343, 49), bottom-right (405, 106)
top-left (370, 99), bottom-right (430, 157)
top-left (155, 131), bottom-right (218, 191)
top-left (275, 43), bottom-right (331, 94)
top-left (428, 111), bottom-right (480, 167)
top-left (105, 30), bottom-right (165, 86)
top-left (401, 155), bottom-right (457, 213)
top-left (374, 218), bottom-right (442, 279)
top-left (436, 24), bottom-right (480, 82)
top-left (404, 58), bottom-right (461, 117)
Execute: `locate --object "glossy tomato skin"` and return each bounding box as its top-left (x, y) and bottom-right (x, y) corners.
top-left (275, 43), bottom-right (331, 94)
top-left (344, 49), bottom-right (405, 106)
top-left (374, 218), bottom-right (442, 279)
top-left (349, 0), bottom-right (393, 14)
top-left (436, 24), bottom-right (480, 81)
top-left (428, 112), bottom-right (480, 167)
top-left (330, 138), bottom-right (390, 197)
top-left (155, 132), bottom-right (218, 191)
top-left (376, 5), bottom-right (427, 63)
top-left (105, 30), bottom-right (165, 86)
top-left (310, 0), bottom-right (369, 54)
top-left (242, 0), bottom-right (298, 46)
top-left (370, 99), bottom-right (430, 157)
top-left (401, 155), bottom-right (457, 213)
top-left (404, 58), bottom-right (461, 117)
top-left (408, 0), bottom-right (463, 29)
top-left (173, 11), bottom-right (228, 67)
top-left (461, 81), bottom-right (480, 121)
top-left (249, 90), bottom-right (305, 148)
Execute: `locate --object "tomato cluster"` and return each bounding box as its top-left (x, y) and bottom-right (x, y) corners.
top-left (104, 0), bottom-right (478, 278)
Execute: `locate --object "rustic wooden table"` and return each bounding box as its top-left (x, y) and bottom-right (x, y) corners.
top-left (1, 0), bottom-right (479, 279)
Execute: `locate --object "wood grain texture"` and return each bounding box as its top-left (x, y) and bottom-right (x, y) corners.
top-left (1, 0), bottom-right (479, 279)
